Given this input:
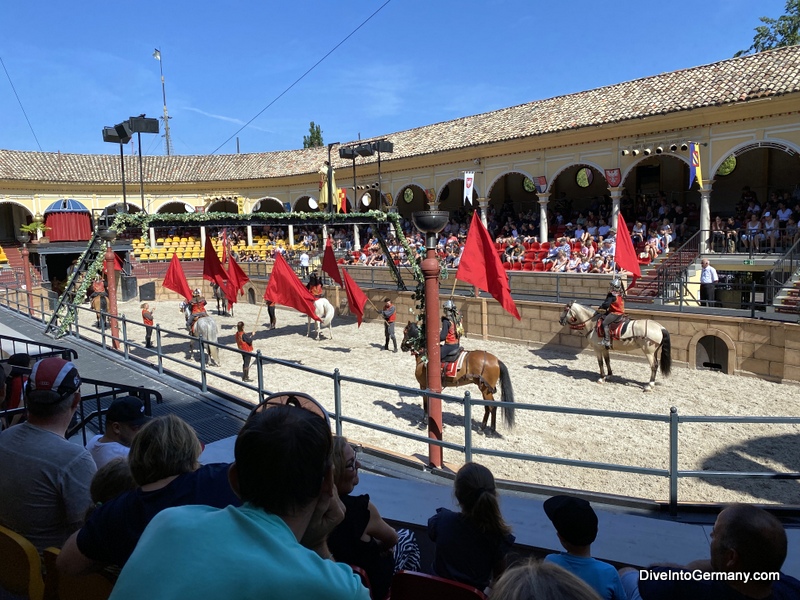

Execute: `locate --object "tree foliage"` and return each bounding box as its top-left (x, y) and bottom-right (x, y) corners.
top-left (303, 121), bottom-right (324, 148)
top-left (735, 0), bottom-right (800, 56)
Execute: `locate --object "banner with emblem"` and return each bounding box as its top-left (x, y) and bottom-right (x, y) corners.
top-left (689, 142), bottom-right (703, 189)
top-left (425, 188), bottom-right (437, 204)
top-left (463, 171), bottom-right (475, 205)
top-left (534, 176), bottom-right (548, 193)
top-left (604, 168), bottom-right (622, 187)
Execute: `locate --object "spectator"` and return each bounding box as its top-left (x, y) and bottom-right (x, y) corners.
top-left (0, 358), bottom-right (95, 552)
top-left (762, 212), bottom-right (779, 252)
top-left (299, 250), bottom-right (310, 279)
top-left (328, 437), bottom-right (420, 600)
top-left (107, 403), bottom-right (369, 600)
top-left (428, 462), bottom-right (515, 593)
top-left (620, 504), bottom-right (800, 599)
top-left (741, 213), bottom-right (763, 252)
top-left (542, 495), bottom-right (626, 600)
top-left (86, 395), bottom-right (150, 468)
top-left (699, 259), bottom-right (719, 307)
top-left (58, 414), bottom-right (241, 573)
top-left (549, 250), bottom-right (568, 272)
top-left (86, 458), bottom-right (137, 519)
top-left (631, 220), bottom-right (646, 244)
top-left (493, 559), bottom-right (601, 600)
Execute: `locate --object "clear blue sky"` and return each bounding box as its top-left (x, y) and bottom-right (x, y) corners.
top-left (0, 0), bottom-right (787, 157)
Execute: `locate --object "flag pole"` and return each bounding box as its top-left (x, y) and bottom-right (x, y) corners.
top-left (252, 301), bottom-right (265, 334)
top-left (449, 275), bottom-right (458, 299)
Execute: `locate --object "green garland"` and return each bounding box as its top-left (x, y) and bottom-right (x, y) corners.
top-left (53, 240), bottom-right (107, 337)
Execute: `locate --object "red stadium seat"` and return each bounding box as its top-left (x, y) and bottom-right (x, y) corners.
top-left (512, 262), bottom-right (522, 270)
top-left (534, 261), bottom-right (545, 271)
top-left (530, 241), bottom-right (540, 251)
top-left (523, 262), bottom-right (533, 271)
top-left (503, 262), bottom-right (512, 270)
top-left (540, 242), bottom-right (550, 251)
top-left (390, 571), bottom-right (486, 600)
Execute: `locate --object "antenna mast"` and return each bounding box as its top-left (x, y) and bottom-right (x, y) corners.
top-left (153, 48), bottom-right (174, 156)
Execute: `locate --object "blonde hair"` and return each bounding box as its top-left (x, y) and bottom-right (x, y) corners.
top-left (492, 560), bottom-right (602, 600)
top-left (128, 415), bottom-right (202, 485)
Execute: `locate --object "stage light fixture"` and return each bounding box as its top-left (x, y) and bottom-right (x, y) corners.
top-left (631, 149), bottom-right (640, 156)
top-left (643, 148), bottom-right (652, 156)
top-left (670, 144), bottom-right (678, 152)
top-left (621, 149), bottom-right (630, 156)
top-left (680, 143), bottom-right (689, 151)
top-left (655, 146), bottom-right (664, 154)
top-left (355, 143), bottom-right (374, 157)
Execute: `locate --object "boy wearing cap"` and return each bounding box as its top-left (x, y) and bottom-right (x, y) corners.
top-left (543, 495), bottom-right (627, 600)
top-left (86, 396), bottom-right (150, 468)
top-left (0, 358), bottom-right (96, 552)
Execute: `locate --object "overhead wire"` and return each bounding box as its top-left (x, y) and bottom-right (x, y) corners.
top-left (209, 0), bottom-right (392, 155)
top-left (1, 56), bottom-right (43, 152)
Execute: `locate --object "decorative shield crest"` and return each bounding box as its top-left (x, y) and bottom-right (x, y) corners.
top-left (604, 168), bottom-right (622, 187)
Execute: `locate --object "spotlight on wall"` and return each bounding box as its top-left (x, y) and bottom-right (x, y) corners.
top-left (643, 148), bottom-right (652, 156)
top-left (631, 149), bottom-right (640, 156)
top-left (621, 149), bottom-right (630, 156)
top-left (680, 143), bottom-right (689, 151)
top-left (655, 146), bottom-right (664, 154)
top-left (670, 144), bottom-right (679, 152)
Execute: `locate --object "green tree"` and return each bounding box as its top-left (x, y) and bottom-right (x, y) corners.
top-left (735, 0), bottom-right (800, 56)
top-left (303, 121), bottom-right (323, 148)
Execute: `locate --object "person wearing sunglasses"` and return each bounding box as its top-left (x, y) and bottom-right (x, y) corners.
top-left (108, 397), bottom-right (370, 600)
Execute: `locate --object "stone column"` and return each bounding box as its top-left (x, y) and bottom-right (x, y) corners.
top-left (200, 226), bottom-right (206, 249)
top-left (608, 187), bottom-right (623, 229)
top-left (149, 227), bottom-right (156, 248)
top-left (537, 193), bottom-right (551, 242)
top-left (353, 225), bottom-right (361, 251)
top-left (288, 225), bottom-right (295, 248)
top-left (699, 181), bottom-right (714, 252)
top-left (478, 198), bottom-right (489, 229)
top-left (246, 225), bottom-right (253, 247)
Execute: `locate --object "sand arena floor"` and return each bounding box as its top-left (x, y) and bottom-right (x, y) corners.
top-left (75, 296), bottom-right (800, 506)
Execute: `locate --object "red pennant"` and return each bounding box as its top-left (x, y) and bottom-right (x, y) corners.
top-left (162, 253), bottom-right (193, 301)
top-left (264, 253), bottom-right (320, 321)
top-left (613, 213), bottom-right (641, 285)
top-left (203, 237), bottom-right (228, 288)
top-left (342, 269), bottom-right (368, 327)
top-left (322, 238), bottom-right (343, 287)
top-left (456, 211), bottom-right (520, 320)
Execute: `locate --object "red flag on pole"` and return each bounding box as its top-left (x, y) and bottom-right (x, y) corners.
top-left (613, 213), bottom-right (641, 285)
top-left (338, 188), bottom-right (348, 214)
top-left (227, 255), bottom-right (250, 297)
top-left (322, 238), bottom-right (343, 287)
top-left (264, 253), bottom-right (319, 321)
top-left (102, 252), bottom-right (124, 274)
top-left (342, 269), bottom-right (368, 327)
top-left (163, 253), bottom-right (193, 301)
top-left (456, 211), bottom-right (521, 320)
top-left (203, 236), bottom-right (227, 287)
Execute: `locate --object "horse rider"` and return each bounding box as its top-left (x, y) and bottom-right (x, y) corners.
top-left (307, 273), bottom-right (324, 299)
top-left (235, 321), bottom-right (254, 382)
top-left (186, 288), bottom-right (208, 332)
top-left (89, 276), bottom-right (107, 303)
top-left (597, 278), bottom-right (627, 348)
top-left (440, 300), bottom-right (463, 362)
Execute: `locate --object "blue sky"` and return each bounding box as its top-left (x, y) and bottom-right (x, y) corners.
top-left (0, 0), bottom-right (787, 157)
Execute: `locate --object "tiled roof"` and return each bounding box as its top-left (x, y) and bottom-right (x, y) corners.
top-left (1, 46), bottom-right (799, 185)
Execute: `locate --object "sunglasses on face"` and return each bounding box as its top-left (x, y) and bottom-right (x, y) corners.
top-left (345, 444), bottom-right (363, 471)
top-left (249, 392), bottom-right (330, 426)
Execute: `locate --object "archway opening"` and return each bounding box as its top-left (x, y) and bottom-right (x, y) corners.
top-left (695, 335), bottom-right (729, 373)
top-left (253, 198), bottom-right (285, 213)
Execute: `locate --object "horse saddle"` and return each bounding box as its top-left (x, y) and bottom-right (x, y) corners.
top-left (596, 317), bottom-right (630, 341)
top-left (441, 349), bottom-right (467, 378)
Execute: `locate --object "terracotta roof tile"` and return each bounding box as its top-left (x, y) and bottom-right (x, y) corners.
top-left (1, 46), bottom-right (798, 185)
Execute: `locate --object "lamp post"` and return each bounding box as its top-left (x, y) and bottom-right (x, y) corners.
top-left (17, 234), bottom-right (33, 316)
top-left (411, 209), bottom-right (449, 468)
top-left (102, 122), bottom-right (133, 214)
top-left (371, 140), bottom-right (394, 205)
top-left (128, 115), bottom-right (160, 213)
top-left (100, 228), bottom-right (120, 350)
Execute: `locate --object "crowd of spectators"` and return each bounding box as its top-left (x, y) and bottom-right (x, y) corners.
top-left (1, 357), bottom-right (799, 599)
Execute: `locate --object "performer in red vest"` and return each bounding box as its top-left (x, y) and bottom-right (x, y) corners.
top-left (235, 321), bottom-right (254, 382)
top-left (141, 303), bottom-right (156, 349)
top-left (381, 298), bottom-right (397, 352)
top-left (597, 278), bottom-right (626, 348)
top-left (439, 300), bottom-right (462, 362)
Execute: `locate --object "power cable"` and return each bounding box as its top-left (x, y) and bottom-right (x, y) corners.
top-left (1, 56), bottom-right (43, 152)
top-left (210, 0), bottom-right (391, 155)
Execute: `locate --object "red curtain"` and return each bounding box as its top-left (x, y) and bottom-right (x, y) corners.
top-left (45, 213), bottom-right (92, 241)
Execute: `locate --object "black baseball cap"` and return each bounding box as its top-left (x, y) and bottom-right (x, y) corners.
top-left (106, 396), bottom-right (150, 427)
top-left (543, 495), bottom-right (598, 546)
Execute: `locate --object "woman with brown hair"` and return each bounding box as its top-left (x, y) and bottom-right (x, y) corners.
top-left (427, 462), bottom-right (516, 593)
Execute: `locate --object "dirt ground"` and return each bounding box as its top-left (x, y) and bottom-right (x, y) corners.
top-left (75, 296), bottom-right (800, 506)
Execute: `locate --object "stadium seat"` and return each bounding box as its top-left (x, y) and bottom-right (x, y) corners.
top-left (390, 571), bottom-right (486, 600)
top-left (502, 262), bottom-right (512, 270)
top-left (523, 262), bottom-right (533, 271)
top-left (0, 524), bottom-right (44, 600)
top-left (540, 242), bottom-right (550, 251)
top-left (534, 261), bottom-right (545, 271)
top-left (512, 262), bottom-right (522, 270)
top-left (43, 547), bottom-right (115, 600)
top-left (529, 241), bottom-right (540, 251)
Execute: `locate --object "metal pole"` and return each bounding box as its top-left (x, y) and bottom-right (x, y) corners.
top-left (669, 406), bottom-right (679, 516)
top-left (199, 335), bottom-right (207, 393)
top-left (20, 243), bottom-right (33, 316)
top-left (119, 142), bottom-right (128, 212)
top-left (352, 156), bottom-right (357, 215)
top-left (137, 131), bottom-right (145, 213)
top-left (156, 325), bottom-right (164, 374)
top-left (256, 350), bottom-right (265, 403)
top-left (327, 144), bottom-right (335, 216)
top-left (422, 233), bottom-right (443, 468)
top-left (105, 242), bottom-right (120, 350)
top-left (121, 315), bottom-right (129, 360)
top-left (463, 391), bottom-right (472, 463)
top-left (158, 51), bottom-right (172, 156)
top-left (334, 368), bottom-right (342, 437)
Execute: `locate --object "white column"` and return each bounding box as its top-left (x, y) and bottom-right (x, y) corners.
top-left (353, 224), bottom-right (361, 251)
top-left (288, 225), bottom-right (295, 247)
top-left (478, 198), bottom-right (489, 230)
top-left (322, 225), bottom-right (329, 247)
top-left (246, 225), bottom-right (253, 247)
top-left (149, 227), bottom-right (156, 248)
top-left (200, 226), bottom-right (206, 249)
top-left (608, 187), bottom-right (623, 229)
top-left (699, 181), bottom-right (714, 252)
top-left (537, 193), bottom-right (551, 242)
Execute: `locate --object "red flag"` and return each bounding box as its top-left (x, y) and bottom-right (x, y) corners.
top-left (227, 255), bottom-right (250, 296)
top-left (322, 238), bottom-right (343, 287)
top-left (613, 213), bottom-right (641, 285)
top-left (102, 252), bottom-right (124, 274)
top-left (456, 211), bottom-right (520, 320)
top-left (342, 269), bottom-right (368, 327)
top-left (163, 253), bottom-right (193, 301)
top-left (264, 253), bottom-right (319, 321)
top-left (203, 236), bottom-right (227, 287)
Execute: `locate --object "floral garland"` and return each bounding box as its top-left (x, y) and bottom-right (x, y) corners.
top-left (53, 238), bottom-right (107, 338)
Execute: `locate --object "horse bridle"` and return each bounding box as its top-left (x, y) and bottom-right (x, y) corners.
top-left (561, 303), bottom-right (594, 332)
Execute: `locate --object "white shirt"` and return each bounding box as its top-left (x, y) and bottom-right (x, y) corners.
top-left (700, 265), bottom-right (718, 284)
top-left (85, 434), bottom-right (130, 469)
top-left (299, 253), bottom-right (310, 267)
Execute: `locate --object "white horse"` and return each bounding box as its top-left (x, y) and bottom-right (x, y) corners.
top-left (559, 301), bottom-right (671, 391)
top-left (181, 302), bottom-right (220, 366)
top-left (307, 298), bottom-right (335, 341)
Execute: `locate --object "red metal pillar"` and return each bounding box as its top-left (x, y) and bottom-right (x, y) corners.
top-left (421, 246), bottom-right (443, 468)
top-left (20, 242), bottom-right (34, 316)
top-left (104, 243), bottom-right (120, 350)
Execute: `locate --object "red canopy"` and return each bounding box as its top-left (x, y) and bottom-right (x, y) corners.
top-left (45, 212), bottom-right (93, 242)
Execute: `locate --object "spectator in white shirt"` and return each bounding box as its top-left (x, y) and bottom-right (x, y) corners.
top-left (699, 258), bottom-right (719, 307)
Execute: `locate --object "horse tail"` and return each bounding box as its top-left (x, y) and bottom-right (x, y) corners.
top-left (323, 300), bottom-right (335, 327)
top-left (659, 328), bottom-right (672, 377)
top-left (498, 360), bottom-right (515, 429)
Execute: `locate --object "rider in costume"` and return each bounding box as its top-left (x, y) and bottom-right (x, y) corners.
top-left (89, 276), bottom-right (107, 302)
top-left (597, 278), bottom-right (626, 348)
top-left (307, 273), bottom-right (325, 299)
top-left (439, 300), bottom-right (463, 362)
top-left (186, 288), bottom-right (208, 332)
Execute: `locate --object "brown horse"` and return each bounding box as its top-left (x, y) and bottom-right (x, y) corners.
top-left (400, 322), bottom-right (515, 435)
top-left (90, 293), bottom-right (108, 327)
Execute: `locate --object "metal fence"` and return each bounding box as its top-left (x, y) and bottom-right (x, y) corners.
top-left (1, 285), bottom-right (798, 515)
